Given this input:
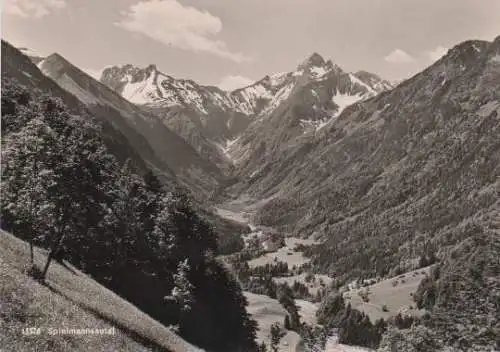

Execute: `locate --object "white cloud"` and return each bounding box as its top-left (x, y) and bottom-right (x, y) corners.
top-left (218, 75), bottom-right (254, 91)
top-left (116, 0), bottom-right (251, 63)
top-left (384, 49), bottom-right (416, 64)
top-left (4, 0), bottom-right (66, 18)
top-left (426, 45), bottom-right (448, 62)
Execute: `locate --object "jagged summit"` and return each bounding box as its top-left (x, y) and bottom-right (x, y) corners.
top-left (95, 50), bottom-right (393, 177)
top-left (297, 52), bottom-right (327, 69)
top-left (324, 59), bottom-right (336, 69)
top-left (145, 63), bottom-right (157, 71)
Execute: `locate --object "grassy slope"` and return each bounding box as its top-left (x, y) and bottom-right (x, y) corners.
top-left (247, 237), bottom-right (316, 268)
top-left (343, 266), bottom-right (432, 322)
top-left (244, 292), bottom-right (302, 352)
top-left (0, 230), bottom-right (204, 352)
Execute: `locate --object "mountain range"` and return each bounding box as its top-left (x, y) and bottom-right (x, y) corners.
top-left (16, 46), bottom-right (394, 182)
top-left (97, 53), bottom-right (393, 175)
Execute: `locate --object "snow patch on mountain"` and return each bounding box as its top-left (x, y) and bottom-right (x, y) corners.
top-left (216, 137), bottom-right (241, 163)
top-left (349, 73), bottom-right (376, 95)
top-left (259, 83), bottom-right (295, 117)
top-left (333, 92), bottom-right (365, 117)
top-left (121, 71), bottom-right (158, 105)
top-left (269, 72), bottom-right (288, 85)
top-left (234, 83), bottom-right (273, 113)
top-left (307, 92), bottom-right (366, 133)
top-left (300, 118), bottom-right (322, 132)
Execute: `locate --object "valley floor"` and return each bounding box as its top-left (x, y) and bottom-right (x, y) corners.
top-left (216, 195), bottom-right (434, 352)
top-left (244, 292), bottom-right (372, 352)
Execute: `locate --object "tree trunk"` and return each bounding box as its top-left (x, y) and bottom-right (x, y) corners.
top-left (41, 215), bottom-right (69, 281)
top-left (29, 241), bottom-right (34, 266)
top-left (41, 247), bottom-right (55, 281)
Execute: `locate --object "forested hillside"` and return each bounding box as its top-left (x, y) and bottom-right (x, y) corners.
top-left (0, 77), bottom-right (257, 352)
top-left (244, 38), bottom-right (500, 283)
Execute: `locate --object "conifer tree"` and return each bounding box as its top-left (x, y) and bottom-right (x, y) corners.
top-left (270, 323), bottom-right (285, 352)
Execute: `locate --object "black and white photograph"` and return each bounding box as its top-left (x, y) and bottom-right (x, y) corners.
top-left (1, 1), bottom-right (499, 351)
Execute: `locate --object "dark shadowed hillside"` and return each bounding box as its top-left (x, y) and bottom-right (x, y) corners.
top-left (1, 40), bottom-right (151, 177)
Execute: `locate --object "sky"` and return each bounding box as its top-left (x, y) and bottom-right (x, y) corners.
top-left (2, 0), bottom-right (500, 90)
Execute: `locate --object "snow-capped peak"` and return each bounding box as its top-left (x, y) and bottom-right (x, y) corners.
top-left (98, 53), bottom-right (393, 123)
top-left (294, 53), bottom-right (343, 79)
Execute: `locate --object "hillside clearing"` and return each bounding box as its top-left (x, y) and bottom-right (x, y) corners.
top-left (343, 266), bottom-right (433, 322)
top-left (244, 292), bottom-right (301, 351)
top-left (248, 237), bottom-right (317, 268)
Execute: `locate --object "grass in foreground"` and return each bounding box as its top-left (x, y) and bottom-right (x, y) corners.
top-left (0, 230), bottom-right (203, 352)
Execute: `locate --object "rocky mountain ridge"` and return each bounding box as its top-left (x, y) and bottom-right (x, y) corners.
top-left (99, 53), bottom-right (393, 176)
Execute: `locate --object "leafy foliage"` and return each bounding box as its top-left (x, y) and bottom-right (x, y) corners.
top-left (0, 77), bottom-right (257, 352)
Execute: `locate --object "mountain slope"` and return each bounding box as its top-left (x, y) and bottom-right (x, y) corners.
top-left (100, 64), bottom-right (252, 173)
top-left (239, 37), bottom-right (500, 282)
top-left (0, 230), bottom-right (204, 352)
top-left (1, 40), bottom-right (150, 176)
top-left (225, 53), bottom-right (393, 182)
top-left (37, 52), bottom-right (223, 199)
